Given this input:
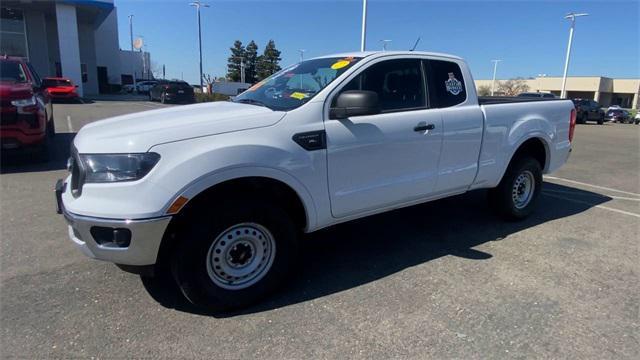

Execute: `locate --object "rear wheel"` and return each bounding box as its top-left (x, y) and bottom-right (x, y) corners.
top-left (171, 197), bottom-right (298, 311)
top-left (488, 157), bottom-right (542, 220)
top-left (597, 115), bottom-right (604, 125)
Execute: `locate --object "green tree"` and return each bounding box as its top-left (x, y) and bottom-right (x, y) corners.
top-left (226, 40), bottom-right (245, 82)
top-left (256, 40), bottom-right (282, 81)
top-left (244, 40), bottom-right (259, 83)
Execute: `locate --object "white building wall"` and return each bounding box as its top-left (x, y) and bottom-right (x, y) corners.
top-left (54, 3), bottom-right (83, 96)
top-left (78, 22), bottom-right (98, 95)
top-left (94, 7), bottom-right (122, 85)
top-left (120, 50), bottom-right (151, 81)
top-left (24, 10), bottom-right (50, 78)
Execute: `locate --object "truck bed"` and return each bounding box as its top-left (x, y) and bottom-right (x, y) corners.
top-left (478, 96), bottom-right (567, 105)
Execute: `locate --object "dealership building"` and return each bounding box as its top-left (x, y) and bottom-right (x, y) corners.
top-left (1, 0), bottom-right (150, 96)
top-left (476, 76), bottom-right (640, 109)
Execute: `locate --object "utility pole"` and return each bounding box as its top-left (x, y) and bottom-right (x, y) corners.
top-left (490, 59), bottom-right (502, 96)
top-left (298, 49), bottom-right (306, 63)
top-left (190, 1), bottom-right (209, 91)
top-left (360, 0), bottom-right (367, 51)
top-left (561, 12), bottom-right (588, 98)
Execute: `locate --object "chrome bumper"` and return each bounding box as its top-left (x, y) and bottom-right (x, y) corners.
top-left (56, 179), bottom-right (171, 266)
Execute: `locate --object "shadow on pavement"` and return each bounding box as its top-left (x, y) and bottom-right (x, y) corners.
top-left (0, 132), bottom-right (75, 174)
top-left (142, 182), bottom-right (611, 317)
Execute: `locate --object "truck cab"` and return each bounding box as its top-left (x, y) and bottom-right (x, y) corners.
top-left (57, 51), bottom-right (574, 311)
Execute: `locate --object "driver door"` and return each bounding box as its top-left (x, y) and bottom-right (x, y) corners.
top-left (324, 58), bottom-right (443, 218)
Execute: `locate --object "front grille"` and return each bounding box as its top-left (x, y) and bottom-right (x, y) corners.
top-left (0, 112), bottom-right (18, 125)
top-left (0, 102), bottom-right (18, 125)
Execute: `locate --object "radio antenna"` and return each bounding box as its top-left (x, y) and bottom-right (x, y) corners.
top-left (410, 37), bottom-right (421, 51)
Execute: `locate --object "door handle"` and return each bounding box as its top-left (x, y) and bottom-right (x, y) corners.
top-left (414, 123), bottom-right (435, 132)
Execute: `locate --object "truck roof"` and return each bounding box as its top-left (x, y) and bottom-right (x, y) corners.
top-left (311, 51), bottom-right (463, 61)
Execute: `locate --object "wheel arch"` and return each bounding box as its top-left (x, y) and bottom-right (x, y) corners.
top-left (156, 168), bottom-right (316, 267)
top-left (496, 136), bottom-right (550, 186)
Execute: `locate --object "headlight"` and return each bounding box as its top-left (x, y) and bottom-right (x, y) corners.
top-left (80, 153), bottom-right (161, 183)
top-left (11, 96), bottom-right (36, 107)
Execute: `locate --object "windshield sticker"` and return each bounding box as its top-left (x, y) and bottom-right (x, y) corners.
top-left (445, 73), bottom-right (463, 95)
top-left (290, 92), bottom-right (308, 100)
top-left (331, 60), bottom-right (351, 70)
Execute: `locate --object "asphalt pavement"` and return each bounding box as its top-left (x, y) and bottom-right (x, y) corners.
top-left (1, 100), bottom-right (638, 359)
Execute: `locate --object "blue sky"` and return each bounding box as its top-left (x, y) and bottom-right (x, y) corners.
top-left (114, 0), bottom-right (640, 84)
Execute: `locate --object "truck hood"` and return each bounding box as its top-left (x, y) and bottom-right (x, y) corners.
top-left (74, 101), bottom-right (285, 153)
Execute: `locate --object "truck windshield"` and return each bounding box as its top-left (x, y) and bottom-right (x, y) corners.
top-left (234, 56), bottom-right (362, 111)
top-left (0, 61), bottom-right (27, 83)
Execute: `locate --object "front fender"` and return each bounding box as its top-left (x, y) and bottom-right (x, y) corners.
top-left (166, 165), bottom-right (318, 232)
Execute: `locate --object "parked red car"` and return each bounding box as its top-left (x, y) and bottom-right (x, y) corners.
top-left (0, 56), bottom-right (54, 159)
top-left (42, 77), bottom-right (79, 101)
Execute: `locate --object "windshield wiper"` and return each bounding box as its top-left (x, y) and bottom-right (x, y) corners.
top-left (234, 98), bottom-right (268, 108)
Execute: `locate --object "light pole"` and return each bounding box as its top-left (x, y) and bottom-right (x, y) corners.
top-left (128, 15), bottom-right (133, 51)
top-left (537, 74), bottom-right (547, 92)
top-left (190, 1), bottom-right (209, 91)
top-left (490, 59), bottom-right (502, 96)
top-left (298, 49), bottom-right (306, 63)
top-left (380, 40), bottom-right (391, 51)
top-left (561, 12), bottom-right (588, 99)
top-left (240, 57), bottom-right (245, 83)
top-left (360, 0), bottom-right (367, 51)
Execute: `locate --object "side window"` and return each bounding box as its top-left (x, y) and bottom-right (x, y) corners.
top-left (426, 59), bottom-right (466, 108)
top-left (338, 59), bottom-right (425, 112)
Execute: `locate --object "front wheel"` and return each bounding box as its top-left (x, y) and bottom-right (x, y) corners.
top-left (172, 198), bottom-right (298, 311)
top-left (488, 157), bottom-right (543, 220)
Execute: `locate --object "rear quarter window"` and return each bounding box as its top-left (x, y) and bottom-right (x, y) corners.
top-left (426, 59), bottom-right (466, 108)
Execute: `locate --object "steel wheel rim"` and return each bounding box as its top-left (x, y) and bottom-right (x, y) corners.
top-left (512, 170), bottom-right (535, 209)
top-left (206, 223), bottom-right (276, 290)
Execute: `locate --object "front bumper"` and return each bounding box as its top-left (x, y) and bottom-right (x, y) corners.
top-left (55, 179), bottom-right (171, 266)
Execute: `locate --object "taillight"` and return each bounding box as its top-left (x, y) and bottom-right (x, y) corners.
top-left (569, 108), bottom-right (576, 142)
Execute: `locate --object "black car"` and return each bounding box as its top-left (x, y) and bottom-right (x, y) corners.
top-left (572, 99), bottom-right (605, 125)
top-left (149, 80), bottom-right (195, 104)
top-left (605, 109), bottom-right (632, 124)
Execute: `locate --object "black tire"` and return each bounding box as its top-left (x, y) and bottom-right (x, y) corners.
top-left (488, 157), bottom-right (542, 220)
top-left (46, 111), bottom-right (56, 137)
top-left (171, 197), bottom-right (298, 311)
top-left (597, 116), bottom-right (604, 125)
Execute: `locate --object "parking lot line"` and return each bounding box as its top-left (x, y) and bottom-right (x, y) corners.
top-left (544, 176), bottom-right (640, 197)
top-left (66, 115), bottom-right (73, 132)
top-left (543, 192), bottom-right (640, 218)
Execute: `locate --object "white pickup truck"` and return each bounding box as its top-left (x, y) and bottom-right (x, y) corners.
top-left (56, 51), bottom-right (575, 310)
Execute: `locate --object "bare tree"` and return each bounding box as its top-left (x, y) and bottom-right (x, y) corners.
top-left (202, 73), bottom-right (215, 94)
top-left (477, 85), bottom-right (491, 96)
top-left (150, 61), bottom-right (163, 79)
top-left (497, 78), bottom-right (530, 96)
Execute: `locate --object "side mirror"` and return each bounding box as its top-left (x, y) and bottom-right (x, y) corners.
top-left (330, 90), bottom-right (380, 119)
